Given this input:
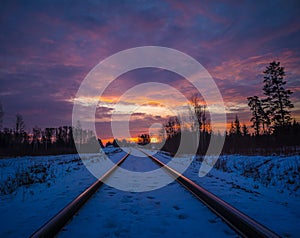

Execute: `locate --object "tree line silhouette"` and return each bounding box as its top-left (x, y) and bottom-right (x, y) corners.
top-left (0, 61), bottom-right (299, 157)
top-left (0, 108), bottom-right (103, 156)
top-left (162, 61), bottom-right (299, 155)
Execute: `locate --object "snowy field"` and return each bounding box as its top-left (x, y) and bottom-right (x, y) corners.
top-left (0, 148), bottom-right (299, 237)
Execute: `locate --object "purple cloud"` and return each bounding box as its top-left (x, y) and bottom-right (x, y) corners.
top-left (1, 0), bottom-right (300, 138)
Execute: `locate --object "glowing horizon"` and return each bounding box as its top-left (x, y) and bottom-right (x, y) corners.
top-left (0, 1), bottom-right (299, 137)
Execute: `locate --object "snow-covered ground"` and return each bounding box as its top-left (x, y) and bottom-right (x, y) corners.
top-left (157, 152), bottom-right (300, 237)
top-left (59, 151), bottom-right (236, 238)
top-left (0, 148), bottom-right (299, 237)
top-left (0, 153), bottom-right (96, 237)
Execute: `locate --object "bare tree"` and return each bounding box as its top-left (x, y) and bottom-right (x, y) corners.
top-left (74, 120), bottom-right (83, 149)
top-left (190, 94), bottom-right (208, 153)
top-left (164, 116), bottom-right (180, 139)
top-left (15, 114), bottom-right (25, 134)
top-left (137, 134), bottom-right (150, 145)
top-left (44, 128), bottom-right (55, 151)
top-left (0, 101), bottom-right (3, 130)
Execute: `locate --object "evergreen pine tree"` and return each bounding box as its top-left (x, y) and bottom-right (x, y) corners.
top-left (247, 96), bottom-right (263, 136)
top-left (263, 61), bottom-right (294, 126)
top-left (234, 115), bottom-right (242, 136)
top-left (229, 121), bottom-right (235, 136)
top-left (242, 124), bottom-right (249, 136)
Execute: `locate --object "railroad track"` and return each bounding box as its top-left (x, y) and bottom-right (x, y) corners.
top-left (30, 150), bottom-right (280, 238)
top-left (30, 152), bottom-right (130, 238)
top-left (143, 151), bottom-right (280, 238)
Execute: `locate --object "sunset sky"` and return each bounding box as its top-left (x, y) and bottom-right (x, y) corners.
top-left (1, 0), bottom-right (300, 142)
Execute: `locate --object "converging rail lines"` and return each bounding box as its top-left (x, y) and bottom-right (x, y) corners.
top-left (30, 150), bottom-right (280, 238)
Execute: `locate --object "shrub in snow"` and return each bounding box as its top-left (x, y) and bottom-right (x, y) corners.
top-left (214, 155), bottom-right (300, 195)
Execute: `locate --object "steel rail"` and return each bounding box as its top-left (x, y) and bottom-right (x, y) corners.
top-left (30, 152), bottom-right (130, 238)
top-left (143, 151), bottom-right (281, 238)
